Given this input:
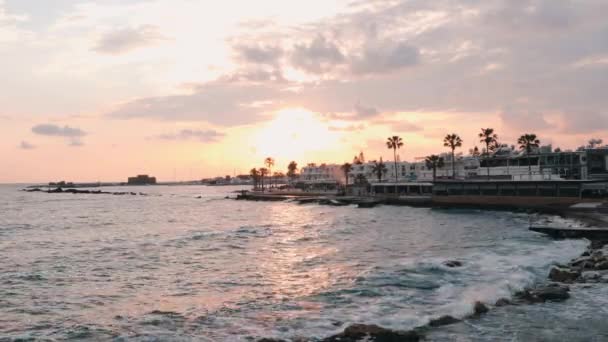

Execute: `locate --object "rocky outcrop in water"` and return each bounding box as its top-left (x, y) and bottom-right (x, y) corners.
top-left (23, 188), bottom-right (149, 196)
top-left (321, 324), bottom-right (422, 342)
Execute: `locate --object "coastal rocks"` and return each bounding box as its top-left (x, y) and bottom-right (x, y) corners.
top-left (515, 284), bottom-right (570, 303)
top-left (473, 301), bottom-right (489, 316)
top-left (23, 187), bottom-right (149, 196)
top-left (443, 260), bottom-right (463, 268)
top-left (321, 324), bottom-right (422, 342)
top-left (494, 298), bottom-right (511, 307)
top-left (548, 267), bottom-right (581, 283)
top-left (429, 315), bottom-right (460, 327)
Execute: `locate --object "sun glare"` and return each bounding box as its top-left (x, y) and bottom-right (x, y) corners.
top-left (252, 108), bottom-right (340, 162)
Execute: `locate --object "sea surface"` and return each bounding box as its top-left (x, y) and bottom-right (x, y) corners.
top-left (1, 184), bottom-right (608, 341)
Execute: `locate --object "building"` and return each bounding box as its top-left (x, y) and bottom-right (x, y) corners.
top-left (127, 175), bottom-right (157, 185)
top-left (298, 146), bottom-right (608, 185)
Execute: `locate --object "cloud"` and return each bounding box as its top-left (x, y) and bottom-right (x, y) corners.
top-left (291, 35), bottom-right (345, 73)
top-left (156, 129), bottom-right (225, 143)
top-left (94, 25), bottom-right (165, 55)
top-left (19, 141), bottom-right (35, 150)
top-left (354, 103), bottom-right (379, 118)
top-left (350, 41), bottom-right (420, 75)
top-left (392, 121), bottom-right (423, 132)
top-left (233, 43), bottom-right (283, 65)
top-left (108, 79), bottom-right (282, 125)
top-left (32, 124), bottom-right (87, 137)
top-left (68, 138), bottom-right (84, 147)
top-left (499, 108), bottom-right (554, 131)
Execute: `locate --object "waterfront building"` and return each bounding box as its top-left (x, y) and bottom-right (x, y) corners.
top-left (299, 146), bottom-right (608, 185)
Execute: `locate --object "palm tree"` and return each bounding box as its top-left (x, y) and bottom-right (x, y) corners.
top-left (264, 157), bottom-right (275, 189)
top-left (518, 134), bottom-right (541, 178)
top-left (386, 136), bottom-right (404, 183)
top-left (479, 128), bottom-right (498, 179)
top-left (259, 167), bottom-right (268, 191)
top-left (287, 161), bottom-right (298, 185)
top-left (249, 168), bottom-right (260, 190)
top-left (273, 172), bottom-right (284, 187)
top-left (341, 163), bottom-right (352, 187)
top-left (372, 158), bottom-right (388, 183)
top-left (425, 155), bottom-right (445, 182)
top-left (443, 134), bottom-right (463, 179)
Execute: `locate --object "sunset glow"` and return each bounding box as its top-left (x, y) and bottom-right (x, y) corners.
top-left (0, 0), bottom-right (607, 182)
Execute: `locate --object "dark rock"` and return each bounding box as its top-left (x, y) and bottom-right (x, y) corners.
top-left (581, 271), bottom-right (602, 282)
top-left (591, 250), bottom-right (604, 261)
top-left (429, 315), bottom-right (460, 327)
top-left (548, 267), bottom-right (580, 283)
top-left (570, 256), bottom-right (592, 267)
top-left (473, 302), bottom-right (489, 316)
top-left (532, 284), bottom-right (570, 302)
top-left (322, 324), bottom-right (422, 342)
top-left (581, 251), bottom-right (591, 257)
top-left (258, 339), bottom-right (288, 342)
top-left (595, 260), bottom-right (608, 270)
top-left (443, 260), bottom-right (463, 268)
top-left (495, 298), bottom-right (511, 307)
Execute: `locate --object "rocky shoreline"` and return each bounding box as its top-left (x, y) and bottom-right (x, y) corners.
top-left (258, 213), bottom-right (608, 342)
top-left (22, 187), bottom-right (151, 196)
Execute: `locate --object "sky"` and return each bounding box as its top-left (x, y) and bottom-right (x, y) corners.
top-left (1, 0), bottom-right (607, 183)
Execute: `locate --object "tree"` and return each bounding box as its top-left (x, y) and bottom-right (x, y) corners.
top-left (287, 161), bottom-right (298, 184)
top-left (386, 136), bottom-right (404, 183)
top-left (469, 146), bottom-right (481, 157)
top-left (443, 133), bottom-right (463, 179)
top-left (588, 138), bottom-right (604, 149)
top-left (371, 158), bottom-right (388, 183)
top-left (479, 128), bottom-right (498, 179)
top-left (273, 172), bottom-right (284, 186)
top-left (264, 157), bottom-right (275, 188)
top-left (518, 134), bottom-right (541, 178)
top-left (341, 163), bottom-right (352, 189)
top-left (250, 168), bottom-right (260, 190)
top-left (425, 155), bottom-right (445, 182)
top-left (259, 167), bottom-right (269, 191)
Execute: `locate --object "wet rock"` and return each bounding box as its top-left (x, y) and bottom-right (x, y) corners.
top-left (533, 284), bottom-right (570, 302)
top-left (321, 324), bottom-right (422, 342)
top-left (429, 315), bottom-right (460, 327)
top-left (515, 284), bottom-right (570, 304)
top-left (581, 251), bottom-right (591, 257)
top-left (548, 267), bottom-right (580, 283)
top-left (591, 250), bottom-right (604, 261)
top-left (473, 302), bottom-right (489, 316)
top-left (495, 298), bottom-right (511, 307)
top-left (258, 339), bottom-right (288, 342)
top-left (570, 256), bottom-right (592, 267)
top-left (581, 271), bottom-right (602, 282)
top-left (443, 260), bottom-right (463, 268)
top-left (595, 260), bottom-right (608, 270)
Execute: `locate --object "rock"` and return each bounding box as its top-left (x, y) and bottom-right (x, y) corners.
top-left (429, 315), bottom-right (460, 327)
top-left (473, 302), bottom-right (489, 316)
top-left (495, 298), bottom-right (511, 307)
top-left (591, 250), bottom-right (604, 261)
top-left (570, 256), bottom-right (592, 267)
top-left (581, 271), bottom-right (602, 282)
top-left (581, 251), bottom-right (591, 257)
top-left (548, 267), bottom-right (580, 283)
top-left (321, 324), bottom-right (422, 342)
top-left (595, 260), bottom-right (608, 270)
top-left (258, 339), bottom-right (288, 342)
top-left (443, 260), bottom-right (463, 268)
top-left (532, 285), bottom-right (570, 302)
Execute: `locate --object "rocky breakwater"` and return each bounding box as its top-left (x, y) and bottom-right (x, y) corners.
top-left (548, 240), bottom-right (608, 285)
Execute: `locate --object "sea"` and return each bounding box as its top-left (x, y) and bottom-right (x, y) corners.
top-left (1, 184), bottom-right (608, 341)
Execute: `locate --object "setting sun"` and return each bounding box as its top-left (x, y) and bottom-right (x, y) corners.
top-left (252, 108), bottom-right (342, 162)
